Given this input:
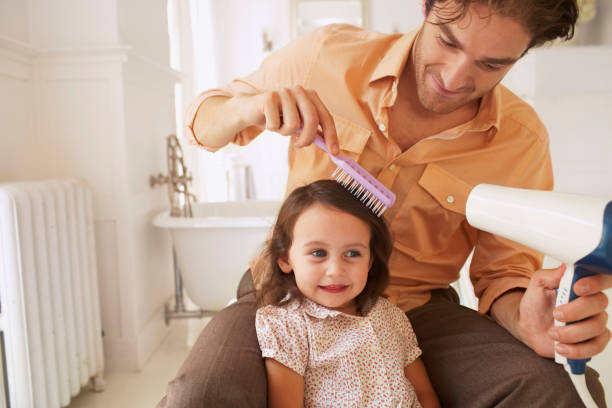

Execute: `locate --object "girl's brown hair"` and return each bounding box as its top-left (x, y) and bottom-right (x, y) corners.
top-left (424, 0), bottom-right (578, 50)
top-left (254, 179), bottom-right (392, 313)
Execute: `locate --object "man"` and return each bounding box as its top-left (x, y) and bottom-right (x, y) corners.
top-left (159, 0), bottom-right (611, 406)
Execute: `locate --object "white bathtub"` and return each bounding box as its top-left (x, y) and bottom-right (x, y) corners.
top-left (153, 200), bottom-right (282, 310)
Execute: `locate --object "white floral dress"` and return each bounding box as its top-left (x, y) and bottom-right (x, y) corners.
top-left (256, 297), bottom-right (423, 407)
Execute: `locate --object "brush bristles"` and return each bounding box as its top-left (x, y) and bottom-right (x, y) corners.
top-left (332, 168), bottom-right (388, 217)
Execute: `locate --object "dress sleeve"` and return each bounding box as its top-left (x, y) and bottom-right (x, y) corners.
top-left (255, 305), bottom-right (310, 376)
top-left (382, 299), bottom-right (422, 367)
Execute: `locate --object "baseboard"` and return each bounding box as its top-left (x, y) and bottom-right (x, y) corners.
top-left (103, 304), bottom-right (170, 372)
top-left (136, 305), bottom-right (172, 369)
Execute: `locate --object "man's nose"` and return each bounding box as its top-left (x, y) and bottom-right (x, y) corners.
top-left (441, 54), bottom-right (473, 92)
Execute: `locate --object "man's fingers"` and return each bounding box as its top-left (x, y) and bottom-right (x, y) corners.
top-left (555, 328), bottom-right (611, 360)
top-left (550, 311), bottom-right (608, 343)
top-left (308, 89), bottom-right (338, 154)
top-left (262, 92), bottom-right (281, 131)
top-left (574, 273), bottom-right (612, 297)
top-left (555, 292), bottom-right (609, 322)
top-left (278, 88), bottom-right (300, 135)
top-left (262, 86), bottom-right (337, 152)
top-left (293, 87), bottom-right (320, 148)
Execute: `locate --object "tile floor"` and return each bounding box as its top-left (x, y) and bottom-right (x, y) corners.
top-left (67, 318), bottom-right (210, 408)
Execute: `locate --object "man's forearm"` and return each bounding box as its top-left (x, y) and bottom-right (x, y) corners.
top-left (490, 289), bottom-right (525, 341)
top-left (191, 95), bottom-right (253, 149)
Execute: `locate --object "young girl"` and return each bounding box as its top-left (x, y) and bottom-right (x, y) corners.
top-left (254, 180), bottom-right (439, 408)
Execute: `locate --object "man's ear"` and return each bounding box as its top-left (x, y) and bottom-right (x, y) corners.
top-left (277, 256), bottom-right (293, 274)
top-left (422, 0), bottom-right (430, 17)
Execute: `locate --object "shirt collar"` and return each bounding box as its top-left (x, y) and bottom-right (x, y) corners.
top-left (369, 30), bottom-right (419, 85)
top-left (468, 85), bottom-right (502, 139)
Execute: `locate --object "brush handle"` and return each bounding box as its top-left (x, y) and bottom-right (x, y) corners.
top-left (555, 265), bottom-right (594, 374)
top-left (313, 135), bottom-right (343, 168)
top-left (313, 134), bottom-right (330, 153)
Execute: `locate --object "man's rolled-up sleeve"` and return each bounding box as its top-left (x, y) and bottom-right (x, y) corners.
top-left (469, 119), bottom-right (555, 315)
top-left (183, 25), bottom-right (331, 151)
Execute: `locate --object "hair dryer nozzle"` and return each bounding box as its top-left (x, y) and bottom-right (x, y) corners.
top-left (465, 184), bottom-right (609, 265)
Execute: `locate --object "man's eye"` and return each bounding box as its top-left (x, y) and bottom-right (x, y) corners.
top-left (345, 250), bottom-right (361, 258)
top-left (437, 35), bottom-right (456, 48)
top-left (311, 249), bottom-right (327, 257)
top-left (482, 62), bottom-right (502, 72)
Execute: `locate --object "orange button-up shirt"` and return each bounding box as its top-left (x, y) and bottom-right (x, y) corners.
top-left (185, 24), bottom-right (553, 314)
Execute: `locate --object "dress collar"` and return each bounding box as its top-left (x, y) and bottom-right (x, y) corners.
top-left (297, 297), bottom-right (378, 319)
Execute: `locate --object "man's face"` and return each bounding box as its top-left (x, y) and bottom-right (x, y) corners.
top-left (412, 1), bottom-right (532, 114)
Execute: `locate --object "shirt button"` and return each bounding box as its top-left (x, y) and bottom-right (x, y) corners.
top-left (378, 123), bottom-right (386, 132)
top-left (370, 345), bottom-right (378, 353)
top-left (377, 377), bottom-right (385, 386)
top-left (447, 195), bottom-right (455, 204)
top-left (388, 164), bottom-right (396, 171)
top-left (359, 319), bottom-right (368, 327)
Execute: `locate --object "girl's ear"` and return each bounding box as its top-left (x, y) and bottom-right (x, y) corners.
top-left (277, 256), bottom-right (293, 274)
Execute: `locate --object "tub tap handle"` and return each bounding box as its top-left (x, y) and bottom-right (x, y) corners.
top-left (150, 173), bottom-right (168, 188)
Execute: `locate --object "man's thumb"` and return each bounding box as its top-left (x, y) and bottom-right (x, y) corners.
top-left (535, 263), bottom-right (567, 289)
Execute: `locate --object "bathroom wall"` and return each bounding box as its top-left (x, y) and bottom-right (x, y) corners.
top-left (0, 1), bottom-right (32, 181)
top-left (0, 0), bottom-right (176, 372)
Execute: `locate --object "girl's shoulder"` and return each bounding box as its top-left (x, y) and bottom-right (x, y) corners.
top-left (372, 296), bottom-right (402, 312)
top-left (256, 299), bottom-right (306, 325)
top-left (255, 300), bottom-right (310, 344)
top-left (371, 297), bottom-right (410, 322)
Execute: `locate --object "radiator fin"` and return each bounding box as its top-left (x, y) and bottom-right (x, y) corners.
top-left (0, 179), bottom-right (104, 408)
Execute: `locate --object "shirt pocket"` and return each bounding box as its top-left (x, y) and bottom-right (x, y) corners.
top-left (332, 113), bottom-right (371, 161)
top-left (393, 163), bottom-right (473, 258)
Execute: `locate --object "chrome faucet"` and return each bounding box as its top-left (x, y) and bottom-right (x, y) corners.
top-left (150, 134), bottom-right (197, 217)
top-left (151, 135), bottom-right (210, 324)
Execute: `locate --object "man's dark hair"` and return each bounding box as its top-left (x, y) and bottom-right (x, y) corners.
top-left (424, 0), bottom-right (579, 50)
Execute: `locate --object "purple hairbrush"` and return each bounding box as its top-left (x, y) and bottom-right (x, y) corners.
top-left (313, 135), bottom-right (396, 216)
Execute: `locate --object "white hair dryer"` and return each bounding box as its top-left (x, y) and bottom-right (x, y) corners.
top-left (466, 184), bottom-right (612, 408)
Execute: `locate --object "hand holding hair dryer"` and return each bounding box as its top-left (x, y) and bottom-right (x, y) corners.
top-left (466, 184), bottom-right (612, 408)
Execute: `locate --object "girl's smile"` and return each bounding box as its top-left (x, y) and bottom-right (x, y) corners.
top-left (318, 284), bottom-right (349, 293)
top-left (277, 203), bottom-right (373, 315)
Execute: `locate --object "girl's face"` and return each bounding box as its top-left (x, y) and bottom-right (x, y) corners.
top-left (277, 203), bottom-right (372, 315)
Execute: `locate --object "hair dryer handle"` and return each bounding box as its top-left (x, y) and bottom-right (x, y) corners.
top-left (555, 265), bottom-right (595, 374)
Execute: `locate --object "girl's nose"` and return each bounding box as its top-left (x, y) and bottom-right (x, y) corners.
top-left (325, 257), bottom-right (344, 277)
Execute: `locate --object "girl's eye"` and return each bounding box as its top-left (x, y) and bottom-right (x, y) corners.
top-left (311, 249), bottom-right (327, 257)
top-left (345, 250), bottom-right (361, 258)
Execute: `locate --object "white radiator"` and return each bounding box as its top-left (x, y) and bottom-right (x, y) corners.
top-left (0, 179), bottom-right (104, 408)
